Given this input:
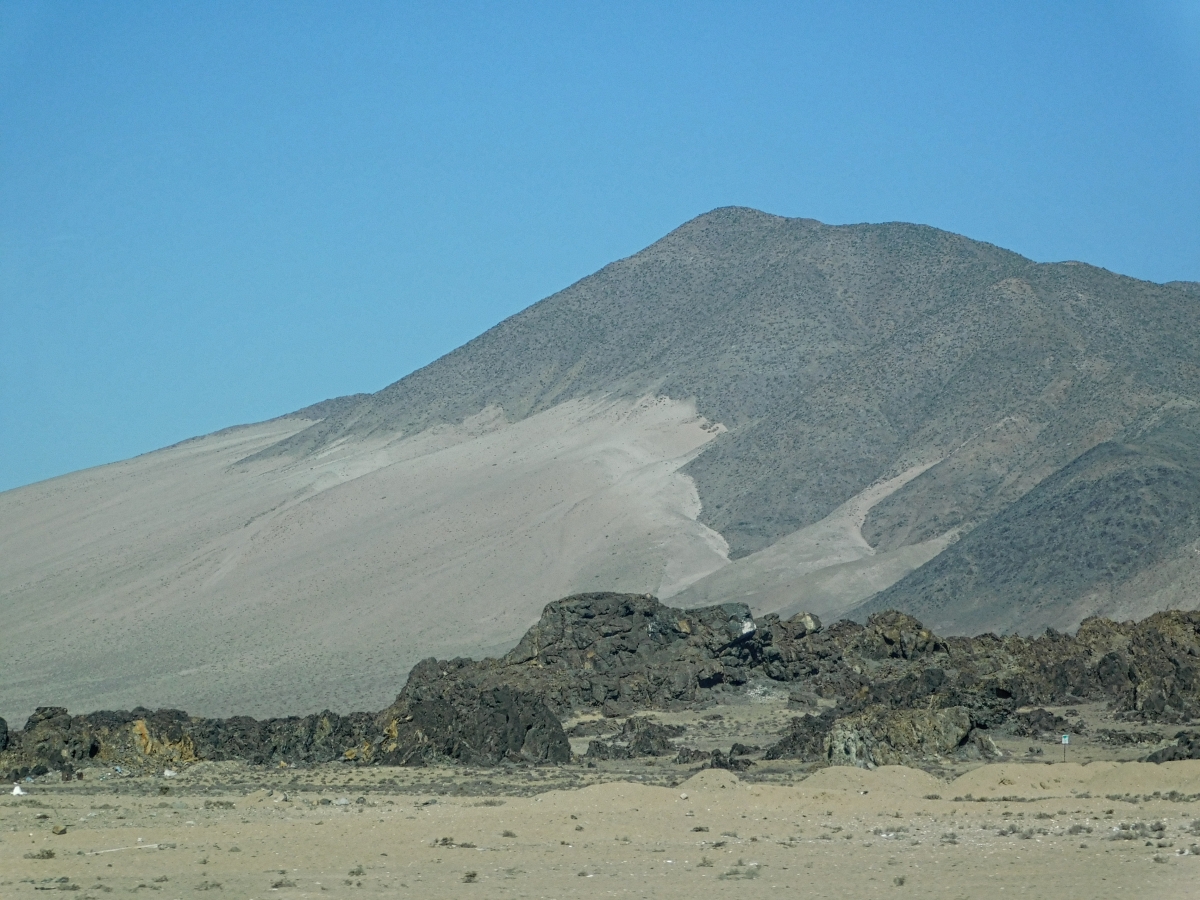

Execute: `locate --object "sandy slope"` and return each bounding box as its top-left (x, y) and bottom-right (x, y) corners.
top-left (672, 462), bottom-right (957, 620)
top-left (3, 761), bottom-right (1197, 899)
top-left (0, 396), bottom-right (727, 723)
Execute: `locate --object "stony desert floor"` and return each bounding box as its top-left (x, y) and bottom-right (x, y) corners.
top-left (4, 753), bottom-right (1200, 900)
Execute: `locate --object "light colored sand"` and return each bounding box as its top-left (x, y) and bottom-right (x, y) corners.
top-left (0, 396), bottom-right (727, 722)
top-left (3, 761), bottom-right (1197, 899)
top-left (672, 461), bottom-right (956, 620)
top-left (945, 760), bottom-right (1200, 800)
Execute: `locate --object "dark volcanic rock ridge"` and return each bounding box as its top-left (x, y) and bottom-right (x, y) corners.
top-left (4, 593), bottom-right (1199, 779)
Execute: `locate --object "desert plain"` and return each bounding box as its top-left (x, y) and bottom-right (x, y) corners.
top-left (5, 700), bottom-right (1200, 900)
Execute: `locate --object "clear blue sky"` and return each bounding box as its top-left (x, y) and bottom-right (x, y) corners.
top-left (2, 2), bottom-right (1198, 492)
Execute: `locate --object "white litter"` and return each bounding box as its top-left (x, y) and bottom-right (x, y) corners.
top-left (163, 769), bottom-right (177, 778)
top-left (87, 843), bottom-right (166, 855)
top-left (11, 783), bottom-right (26, 796)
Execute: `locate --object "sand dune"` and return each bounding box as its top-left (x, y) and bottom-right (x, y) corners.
top-left (0, 396), bottom-right (726, 723)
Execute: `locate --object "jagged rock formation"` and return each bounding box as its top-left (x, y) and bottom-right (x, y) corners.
top-left (3, 593), bottom-right (1198, 776)
top-left (409, 593), bottom-right (1200, 768)
top-left (583, 718), bottom-right (686, 760)
top-left (404, 593), bottom-right (765, 715)
top-left (376, 594), bottom-right (1200, 769)
top-left (0, 679), bottom-right (568, 781)
top-left (759, 607), bottom-right (1200, 767)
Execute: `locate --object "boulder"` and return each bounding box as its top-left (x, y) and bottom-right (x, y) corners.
top-left (763, 712), bottom-right (837, 762)
top-left (1145, 731), bottom-right (1200, 763)
top-left (372, 674), bottom-right (569, 766)
top-left (824, 707), bottom-right (972, 768)
top-left (583, 717), bottom-right (684, 760)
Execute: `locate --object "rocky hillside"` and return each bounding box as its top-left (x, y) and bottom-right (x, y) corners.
top-left (855, 405), bottom-right (1200, 633)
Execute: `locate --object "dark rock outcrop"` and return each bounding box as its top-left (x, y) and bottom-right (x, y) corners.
top-left (1145, 732), bottom-right (1200, 762)
top-left (673, 746), bottom-right (711, 765)
top-left (1009, 708), bottom-right (1071, 738)
top-left (371, 664), bottom-right (570, 766)
top-left (669, 746), bottom-right (752, 771)
top-left (748, 606), bottom-right (1200, 767)
top-left (3, 592), bottom-right (1199, 775)
top-left (3, 706), bottom-right (379, 780)
top-left (584, 717), bottom-right (685, 760)
top-left (407, 593), bottom-right (763, 715)
top-left (1, 683), bottom-right (566, 779)
top-left (706, 748), bottom-right (753, 772)
top-left (763, 712), bottom-right (838, 762)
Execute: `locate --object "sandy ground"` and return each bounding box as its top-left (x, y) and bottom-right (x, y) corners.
top-left (0, 396), bottom-right (730, 723)
top-left (4, 759), bottom-right (1198, 900)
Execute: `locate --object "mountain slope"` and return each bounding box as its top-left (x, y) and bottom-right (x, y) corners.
top-left (3, 207), bottom-right (1199, 723)
top-left (851, 405), bottom-right (1200, 634)
top-left (256, 209), bottom-right (1200, 562)
top-left (0, 397), bottom-right (726, 724)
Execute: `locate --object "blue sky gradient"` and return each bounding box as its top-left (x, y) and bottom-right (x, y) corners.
top-left (2, 1), bottom-right (1198, 491)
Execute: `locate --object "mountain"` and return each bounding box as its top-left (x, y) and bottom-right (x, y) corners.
top-left (853, 404), bottom-right (1200, 634)
top-left (2, 207), bottom-right (1198, 724)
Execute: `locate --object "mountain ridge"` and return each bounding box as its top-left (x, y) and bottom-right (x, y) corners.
top-left (248, 207), bottom-right (1200, 562)
top-left (2, 207), bottom-right (1198, 724)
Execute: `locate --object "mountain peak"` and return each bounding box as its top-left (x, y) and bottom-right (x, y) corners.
top-left (3, 210), bottom-right (1198, 722)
